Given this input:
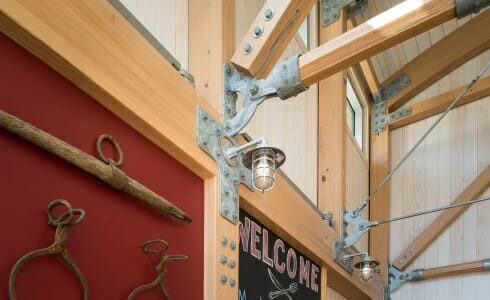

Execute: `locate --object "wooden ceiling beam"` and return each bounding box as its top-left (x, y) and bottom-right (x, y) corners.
top-left (298, 0), bottom-right (456, 87)
top-left (386, 9), bottom-right (490, 112)
top-left (347, 19), bottom-right (380, 94)
top-left (317, 9), bottom-right (347, 239)
top-left (230, 0), bottom-right (316, 78)
top-left (393, 166), bottom-right (490, 270)
top-left (390, 76), bottom-right (490, 129)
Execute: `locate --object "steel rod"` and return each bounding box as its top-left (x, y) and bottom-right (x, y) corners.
top-left (375, 196), bottom-right (490, 226)
top-left (356, 61), bottom-right (490, 213)
top-left (0, 108), bottom-right (192, 223)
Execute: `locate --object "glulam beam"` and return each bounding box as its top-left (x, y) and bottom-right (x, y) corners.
top-left (231, 0), bottom-right (316, 78)
top-left (298, 0), bottom-right (456, 87)
top-left (390, 77), bottom-right (490, 129)
top-left (386, 9), bottom-right (490, 112)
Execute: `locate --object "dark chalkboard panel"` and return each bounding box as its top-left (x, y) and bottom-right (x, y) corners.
top-left (239, 209), bottom-right (321, 300)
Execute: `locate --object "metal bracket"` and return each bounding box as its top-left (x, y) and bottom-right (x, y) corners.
top-left (388, 265), bottom-right (424, 292)
top-left (483, 258), bottom-right (490, 271)
top-left (372, 73), bottom-right (412, 134)
top-left (333, 240), bottom-right (354, 273)
top-left (322, 0), bottom-right (368, 27)
top-left (197, 111), bottom-right (254, 224)
top-left (322, 211), bottom-right (336, 228)
top-left (456, 0), bottom-right (490, 18)
top-left (222, 56), bottom-right (305, 137)
top-left (342, 209), bottom-right (374, 248)
top-left (197, 59), bottom-right (305, 223)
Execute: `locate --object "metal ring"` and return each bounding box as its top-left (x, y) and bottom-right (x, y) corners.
top-left (142, 239), bottom-right (169, 258)
top-left (96, 134), bottom-right (124, 167)
top-left (47, 199), bottom-right (74, 227)
top-left (9, 229), bottom-right (89, 300)
top-left (69, 209), bottom-right (86, 226)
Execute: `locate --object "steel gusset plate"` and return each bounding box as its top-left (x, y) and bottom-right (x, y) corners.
top-left (196, 65), bottom-right (255, 224)
top-left (197, 108), bottom-right (253, 224)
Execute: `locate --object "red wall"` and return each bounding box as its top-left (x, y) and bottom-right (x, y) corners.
top-left (0, 32), bottom-right (203, 299)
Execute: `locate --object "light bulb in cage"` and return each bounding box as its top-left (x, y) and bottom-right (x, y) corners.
top-left (242, 144), bottom-right (285, 192)
top-left (354, 255), bottom-right (379, 284)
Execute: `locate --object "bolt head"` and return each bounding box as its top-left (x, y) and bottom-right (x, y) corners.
top-left (249, 84), bottom-right (259, 96)
top-left (225, 64), bottom-right (232, 76)
top-left (253, 25), bottom-right (264, 38)
top-left (264, 8), bottom-right (275, 20)
top-left (322, 211), bottom-right (333, 220)
top-left (243, 43), bottom-right (253, 55)
top-left (229, 240), bottom-right (236, 250)
top-left (229, 278), bottom-right (236, 287)
top-left (229, 259), bottom-right (236, 268)
top-left (220, 236), bottom-right (228, 246)
top-left (220, 255), bottom-right (228, 264)
top-left (220, 274), bottom-right (228, 284)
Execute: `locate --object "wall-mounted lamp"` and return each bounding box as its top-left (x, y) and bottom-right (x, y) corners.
top-left (242, 143), bottom-right (285, 193)
top-left (223, 137), bottom-right (285, 193)
top-left (196, 56), bottom-right (304, 224)
top-left (355, 255), bottom-right (380, 284)
top-left (342, 252), bottom-right (380, 284)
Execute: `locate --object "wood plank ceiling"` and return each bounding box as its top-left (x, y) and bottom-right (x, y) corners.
top-left (356, 1), bottom-right (490, 96)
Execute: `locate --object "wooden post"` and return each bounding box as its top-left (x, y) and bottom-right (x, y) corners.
top-left (369, 129), bottom-right (390, 284)
top-left (317, 8), bottom-right (347, 238)
top-left (188, 1), bottom-right (237, 299)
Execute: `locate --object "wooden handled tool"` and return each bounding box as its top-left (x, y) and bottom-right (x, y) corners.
top-left (0, 109), bottom-right (192, 223)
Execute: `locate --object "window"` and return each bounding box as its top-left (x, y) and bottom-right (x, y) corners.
top-left (346, 79), bottom-right (363, 149)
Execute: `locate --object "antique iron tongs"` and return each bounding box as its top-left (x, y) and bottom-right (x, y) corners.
top-left (127, 239), bottom-right (187, 300)
top-left (9, 199), bottom-right (88, 300)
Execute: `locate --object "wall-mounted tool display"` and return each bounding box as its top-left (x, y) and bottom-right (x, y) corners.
top-left (9, 199), bottom-right (88, 300)
top-left (0, 109), bottom-right (192, 223)
top-left (127, 239), bottom-right (187, 300)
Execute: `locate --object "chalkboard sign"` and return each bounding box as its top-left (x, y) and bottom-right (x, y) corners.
top-left (239, 209), bottom-right (321, 300)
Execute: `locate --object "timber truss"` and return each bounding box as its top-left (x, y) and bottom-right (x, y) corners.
top-left (1, 0), bottom-right (489, 299)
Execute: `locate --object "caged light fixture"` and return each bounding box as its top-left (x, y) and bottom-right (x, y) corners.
top-left (242, 141), bottom-right (285, 192)
top-left (223, 137), bottom-right (285, 193)
top-left (342, 252), bottom-right (380, 284)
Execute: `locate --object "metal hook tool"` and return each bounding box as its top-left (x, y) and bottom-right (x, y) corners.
top-left (9, 199), bottom-right (88, 300)
top-left (127, 239), bottom-right (187, 300)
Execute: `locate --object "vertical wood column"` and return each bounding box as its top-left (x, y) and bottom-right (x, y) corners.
top-left (189, 1), bottom-right (236, 299)
top-left (317, 9), bottom-right (347, 237)
top-left (369, 119), bottom-right (390, 284)
top-left (189, 0), bottom-right (235, 112)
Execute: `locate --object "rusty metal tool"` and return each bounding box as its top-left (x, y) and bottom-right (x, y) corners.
top-left (0, 109), bottom-right (192, 223)
top-left (9, 199), bottom-right (88, 300)
top-left (127, 239), bottom-right (187, 300)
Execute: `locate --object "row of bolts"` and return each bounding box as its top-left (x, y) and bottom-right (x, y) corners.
top-left (243, 8), bottom-right (275, 55)
top-left (220, 236), bottom-right (238, 287)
